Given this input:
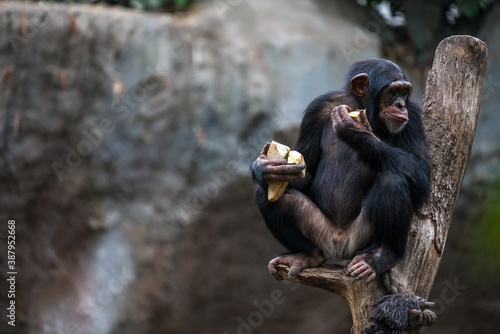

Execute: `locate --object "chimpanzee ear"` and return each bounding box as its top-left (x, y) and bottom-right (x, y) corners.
top-left (350, 73), bottom-right (369, 97)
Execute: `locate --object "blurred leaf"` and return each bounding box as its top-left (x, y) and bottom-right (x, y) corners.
top-left (459, 0), bottom-right (481, 19)
top-left (175, 0), bottom-right (188, 7)
top-left (474, 182), bottom-right (500, 273)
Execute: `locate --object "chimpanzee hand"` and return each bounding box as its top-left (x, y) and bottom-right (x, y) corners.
top-left (251, 143), bottom-right (306, 185)
top-left (346, 253), bottom-right (377, 283)
top-left (331, 105), bottom-right (374, 140)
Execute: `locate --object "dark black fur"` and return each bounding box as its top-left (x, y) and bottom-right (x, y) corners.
top-left (251, 59), bottom-right (431, 276)
top-left (364, 293), bottom-right (420, 334)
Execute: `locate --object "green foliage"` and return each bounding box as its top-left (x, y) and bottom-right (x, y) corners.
top-left (126, 0), bottom-right (190, 11)
top-left (363, 0), bottom-right (497, 64)
top-left (474, 184), bottom-right (500, 273)
top-left (369, 0), bottom-right (496, 20)
top-left (443, 0), bottom-right (492, 19)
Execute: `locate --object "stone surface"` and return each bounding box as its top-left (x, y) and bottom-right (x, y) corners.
top-left (0, 1), bottom-right (374, 333)
top-left (0, 1), bottom-right (499, 334)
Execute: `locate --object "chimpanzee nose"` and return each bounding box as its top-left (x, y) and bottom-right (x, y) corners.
top-left (395, 99), bottom-right (406, 110)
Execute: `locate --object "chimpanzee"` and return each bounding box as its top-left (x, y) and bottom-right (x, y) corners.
top-left (251, 59), bottom-right (431, 282)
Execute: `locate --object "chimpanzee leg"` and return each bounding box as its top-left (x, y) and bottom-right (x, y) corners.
top-left (256, 187), bottom-right (340, 254)
top-left (255, 187), bottom-right (334, 279)
top-left (347, 172), bottom-right (413, 282)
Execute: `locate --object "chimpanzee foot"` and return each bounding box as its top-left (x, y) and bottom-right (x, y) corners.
top-left (346, 254), bottom-right (377, 283)
top-left (268, 252), bottom-right (326, 280)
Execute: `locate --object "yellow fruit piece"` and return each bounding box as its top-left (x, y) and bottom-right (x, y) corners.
top-left (267, 142), bottom-right (306, 202)
top-left (348, 111), bottom-right (362, 122)
top-left (267, 140), bottom-right (290, 160)
top-left (286, 150), bottom-right (302, 164)
top-left (287, 150), bottom-right (306, 178)
top-left (267, 141), bottom-right (290, 202)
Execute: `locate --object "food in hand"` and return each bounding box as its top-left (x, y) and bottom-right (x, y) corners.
top-left (348, 109), bottom-right (366, 122)
top-left (267, 141), bottom-right (305, 202)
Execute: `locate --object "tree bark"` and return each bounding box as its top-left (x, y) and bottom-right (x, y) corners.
top-left (276, 35), bottom-right (488, 333)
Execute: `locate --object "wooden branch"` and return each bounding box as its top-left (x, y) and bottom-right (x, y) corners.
top-left (405, 35), bottom-right (488, 295)
top-left (275, 35), bottom-right (488, 334)
top-left (276, 264), bottom-right (385, 332)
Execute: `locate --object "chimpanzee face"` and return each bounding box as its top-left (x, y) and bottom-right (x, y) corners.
top-left (378, 81), bottom-right (411, 134)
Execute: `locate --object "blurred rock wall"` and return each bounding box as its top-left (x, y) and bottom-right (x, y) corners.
top-left (0, 1), bottom-right (377, 333)
top-left (0, 1), bottom-right (499, 334)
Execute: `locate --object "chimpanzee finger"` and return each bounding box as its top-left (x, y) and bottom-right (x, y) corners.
top-left (332, 111), bottom-right (341, 128)
top-left (330, 110), bottom-right (336, 124)
top-left (347, 256), bottom-right (363, 268)
top-left (347, 261), bottom-right (369, 276)
top-left (337, 105), bottom-right (352, 121)
top-left (268, 258), bottom-right (283, 280)
top-left (266, 163), bottom-right (305, 175)
top-left (288, 263), bottom-right (301, 279)
top-left (359, 110), bottom-right (372, 131)
top-left (347, 266), bottom-right (361, 276)
top-left (265, 172), bottom-right (305, 183)
top-left (260, 142), bottom-right (271, 156)
top-left (354, 267), bottom-right (373, 279)
top-left (351, 263), bottom-right (371, 277)
top-left (263, 158), bottom-right (288, 166)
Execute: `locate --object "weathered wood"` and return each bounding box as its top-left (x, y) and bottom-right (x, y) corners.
top-left (276, 264), bottom-right (385, 332)
top-left (276, 35), bottom-right (488, 333)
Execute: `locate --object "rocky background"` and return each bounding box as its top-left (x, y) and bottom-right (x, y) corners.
top-left (0, 1), bottom-right (499, 333)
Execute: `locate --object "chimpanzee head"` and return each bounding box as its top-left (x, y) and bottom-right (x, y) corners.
top-left (345, 59), bottom-right (413, 136)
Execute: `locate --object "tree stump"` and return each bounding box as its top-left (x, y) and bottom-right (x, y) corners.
top-left (275, 35), bottom-right (488, 333)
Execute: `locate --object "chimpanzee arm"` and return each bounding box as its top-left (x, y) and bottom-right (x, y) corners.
top-left (346, 139), bottom-right (430, 209)
top-left (250, 93), bottom-right (336, 256)
top-left (335, 106), bottom-right (431, 209)
top-left (251, 92), bottom-right (333, 192)
top-left (293, 94), bottom-right (332, 175)
top-left (345, 153), bottom-right (419, 278)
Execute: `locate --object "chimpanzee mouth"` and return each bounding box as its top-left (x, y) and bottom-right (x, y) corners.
top-left (387, 113), bottom-right (408, 122)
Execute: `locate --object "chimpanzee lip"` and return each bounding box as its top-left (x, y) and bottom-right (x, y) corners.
top-left (387, 113), bottom-right (408, 122)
